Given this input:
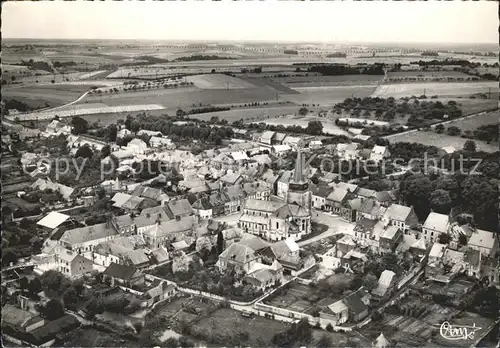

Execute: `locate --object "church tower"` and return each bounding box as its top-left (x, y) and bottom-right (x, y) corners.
top-left (287, 147), bottom-right (312, 214)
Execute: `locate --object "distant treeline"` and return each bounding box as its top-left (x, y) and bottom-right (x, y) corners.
top-left (410, 59), bottom-right (472, 66)
top-left (421, 51), bottom-right (439, 57)
top-left (325, 52), bottom-right (347, 58)
top-left (53, 61), bottom-right (77, 68)
top-left (306, 64), bottom-right (385, 76)
top-left (284, 50), bottom-right (298, 55)
top-left (17, 60), bottom-right (53, 73)
top-left (175, 55), bottom-right (233, 62)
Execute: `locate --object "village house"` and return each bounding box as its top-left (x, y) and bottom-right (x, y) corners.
top-left (370, 145), bottom-right (391, 163)
top-left (422, 212), bottom-right (450, 243)
top-left (467, 228), bottom-right (498, 257)
top-left (58, 221), bottom-right (120, 258)
top-left (379, 225), bottom-right (403, 254)
top-left (166, 199), bottom-right (194, 219)
top-left (310, 184), bottom-right (333, 210)
top-left (243, 260), bottom-right (284, 290)
top-left (372, 270), bottom-right (397, 301)
top-left (357, 199), bottom-right (387, 221)
top-left (31, 178), bottom-right (75, 202)
top-left (149, 136), bottom-right (175, 150)
top-left (259, 238), bottom-right (302, 275)
top-left (382, 204), bottom-right (419, 232)
top-left (216, 242), bottom-right (262, 275)
top-left (259, 131), bottom-right (276, 145)
top-left (93, 240), bottom-right (149, 269)
top-left (320, 300), bottom-right (349, 326)
top-left (321, 288), bottom-right (371, 324)
top-left (192, 197), bottom-right (213, 220)
top-left (34, 246), bottom-right (93, 278)
top-left (140, 216), bottom-right (195, 249)
top-left (276, 170), bottom-right (293, 199)
top-left (2, 304), bottom-right (45, 335)
top-left (102, 262), bottom-right (145, 288)
top-left (44, 120), bottom-right (72, 137)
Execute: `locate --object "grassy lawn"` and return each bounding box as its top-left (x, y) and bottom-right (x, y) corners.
top-left (191, 308), bottom-right (290, 346)
top-left (62, 327), bottom-right (138, 347)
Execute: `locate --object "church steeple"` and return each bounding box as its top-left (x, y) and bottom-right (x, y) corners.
top-left (289, 145), bottom-right (308, 191)
top-left (292, 148), bottom-right (305, 185)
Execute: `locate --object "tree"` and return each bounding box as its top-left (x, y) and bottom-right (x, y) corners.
top-left (438, 233), bottom-right (452, 244)
top-left (19, 277), bottom-right (29, 292)
top-left (164, 338), bottom-right (178, 348)
top-left (463, 140), bottom-right (476, 152)
top-left (216, 230), bottom-right (224, 255)
top-left (71, 116), bottom-right (89, 135)
top-left (130, 120), bottom-right (141, 133)
top-left (75, 145), bottom-right (93, 159)
top-left (306, 120), bottom-right (323, 135)
top-left (107, 124), bottom-right (118, 142)
top-left (458, 233), bottom-right (468, 246)
top-left (63, 286), bottom-right (79, 307)
top-left (42, 299), bottom-right (65, 320)
top-left (100, 144), bottom-right (111, 159)
top-left (447, 126), bottom-right (461, 136)
top-left (326, 323), bottom-right (334, 332)
top-left (362, 273), bottom-right (378, 291)
top-left (28, 278), bottom-right (42, 295)
top-left (435, 124), bottom-right (445, 133)
top-left (430, 189), bottom-right (452, 214)
top-left (317, 334), bottom-right (333, 348)
top-left (176, 109), bottom-right (185, 117)
top-left (41, 270), bottom-right (70, 297)
top-left (298, 107), bottom-right (309, 116)
top-left (2, 249), bottom-right (19, 266)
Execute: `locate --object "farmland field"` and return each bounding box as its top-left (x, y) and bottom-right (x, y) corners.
top-left (258, 115), bottom-right (351, 136)
top-left (237, 76), bottom-right (299, 94)
top-left (387, 130), bottom-right (498, 153)
top-left (3, 84), bottom-right (92, 109)
top-left (186, 74), bottom-right (256, 89)
top-left (435, 110), bottom-right (498, 132)
top-left (281, 85), bottom-right (378, 106)
top-left (80, 86), bottom-right (277, 108)
top-left (386, 71), bottom-right (471, 78)
top-left (274, 74), bottom-right (383, 87)
top-left (372, 81), bottom-right (497, 98)
top-left (189, 105), bottom-right (305, 122)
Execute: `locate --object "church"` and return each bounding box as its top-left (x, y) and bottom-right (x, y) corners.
top-left (238, 149), bottom-right (312, 241)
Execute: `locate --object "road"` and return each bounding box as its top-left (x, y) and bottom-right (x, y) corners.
top-left (299, 211), bottom-right (354, 247)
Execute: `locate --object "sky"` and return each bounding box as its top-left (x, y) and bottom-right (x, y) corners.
top-left (2, 1), bottom-right (498, 44)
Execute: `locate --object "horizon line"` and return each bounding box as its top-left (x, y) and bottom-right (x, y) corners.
top-left (2, 37), bottom-right (498, 46)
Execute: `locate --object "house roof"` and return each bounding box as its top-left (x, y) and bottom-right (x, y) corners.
top-left (273, 144), bottom-right (292, 153)
top-left (358, 199), bottom-right (384, 216)
top-left (122, 196), bottom-right (144, 210)
top-left (371, 145), bottom-right (388, 155)
top-left (357, 188), bottom-right (377, 199)
top-left (310, 184), bottom-right (334, 198)
top-left (221, 173), bottom-right (242, 185)
top-left (135, 211), bottom-right (171, 228)
top-left (260, 131), bottom-right (275, 141)
top-left (111, 192), bottom-right (133, 207)
top-left (126, 249), bottom-right (150, 266)
top-left (429, 242), bottom-right (447, 259)
top-left (342, 289), bottom-right (368, 315)
top-left (423, 212), bottom-right (449, 233)
top-left (327, 300), bottom-right (349, 314)
top-left (31, 178), bottom-right (75, 200)
top-left (172, 240), bottom-right (190, 250)
top-left (150, 247), bottom-right (169, 264)
top-left (2, 304), bottom-right (34, 327)
top-left (103, 262), bottom-right (140, 280)
top-left (464, 248), bottom-right (481, 268)
top-left (218, 242), bottom-right (258, 264)
top-left (327, 188), bottom-right (349, 203)
top-left (245, 268), bottom-right (276, 285)
top-left (354, 218), bottom-right (378, 234)
top-left (143, 216), bottom-right (194, 238)
top-left (376, 191), bottom-right (394, 203)
top-left (29, 315), bottom-right (80, 344)
top-left (278, 170), bottom-right (293, 184)
top-left (380, 225), bottom-right (400, 240)
top-left (60, 223), bottom-right (119, 246)
top-left (378, 270), bottom-right (396, 287)
top-left (37, 212), bottom-right (70, 229)
top-left (383, 204), bottom-right (412, 222)
top-left (373, 333), bottom-right (390, 348)
top-left (239, 234), bottom-right (269, 251)
top-left (468, 229), bottom-right (497, 250)
top-left (167, 199), bottom-right (193, 217)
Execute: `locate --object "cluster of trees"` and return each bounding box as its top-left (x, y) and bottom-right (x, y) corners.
top-left (19, 59), bottom-right (53, 72)
top-left (399, 168), bottom-right (498, 230)
top-left (334, 97), bottom-right (463, 126)
top-left (53, 61), bottom-right (76, 68)
top-left (468, 124), bottom-right (498, 143)
top-left (4, 99), bottom-right (32, 112)
top-left (410, 59), bottom-right (472, 67)
top-left (175, 55), bottom-right (233, 62)
top-left (272, 318), bottom-right (313, 348)
top-left (421, 51), bottom-right (439, 57)
top-left (245, 120), bottom-right (323, 136)
top-left (388, 142), bottom-right (440, 163)
top-left (180, 106), bottom-right (230, 116)
top-left (307, 63), bottom-right (385, 76)
top-left (120, 113), bottom-right (234, 145)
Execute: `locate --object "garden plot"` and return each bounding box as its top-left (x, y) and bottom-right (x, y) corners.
top-left (372, 81), bottom-right (497, 98)
top-left (275, 74), bottom-right (383, 88)
top-left (186, 74), bottom-right (256, 89)
top-left (9, 104), bottom-right (166, 121)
